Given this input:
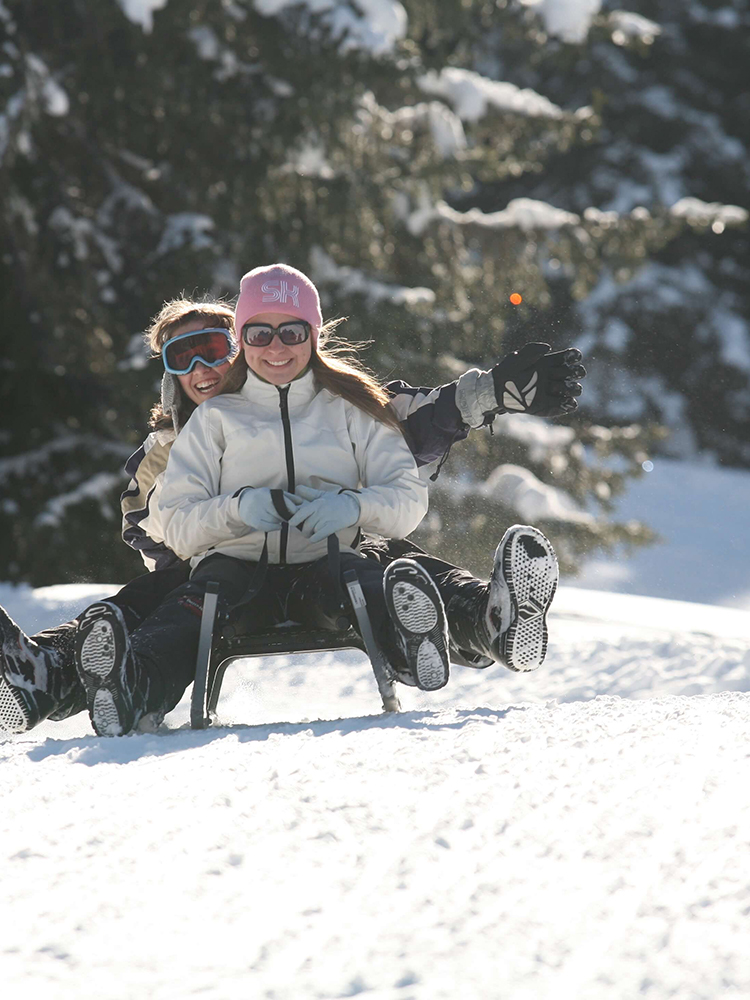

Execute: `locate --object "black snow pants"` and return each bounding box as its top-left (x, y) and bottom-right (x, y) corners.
top-left (358, 536), bottom-right (494, 667)
top-left (33, 561), bottom-right (192, 720)
top-left (128, 550), bottom-right (410, 722)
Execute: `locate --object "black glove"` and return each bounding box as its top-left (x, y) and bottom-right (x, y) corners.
top-left (491, 342), bottom-right (586, 417)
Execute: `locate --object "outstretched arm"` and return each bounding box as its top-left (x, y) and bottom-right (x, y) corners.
top-left (456, 344), bottom-right (586, 427)
top-left (385, 380), bottom-right (470, 468)
top-left (386, 343), bottom-right (586, 473)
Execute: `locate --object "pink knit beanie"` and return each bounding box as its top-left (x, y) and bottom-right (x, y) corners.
top-left (235, 264), bottom-right (323, 347)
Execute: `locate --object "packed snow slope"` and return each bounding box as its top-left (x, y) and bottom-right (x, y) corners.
top-left (2, 583), bottom-right (750, 1000)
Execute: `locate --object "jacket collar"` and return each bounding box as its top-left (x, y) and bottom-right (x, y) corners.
top-left (240, 366), bottom-right (318, 407)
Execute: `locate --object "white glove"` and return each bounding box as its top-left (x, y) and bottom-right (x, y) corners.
top-left (238, 488), bottom-right (304, 532)
top-left (287, 485), bottom-right (360, 544)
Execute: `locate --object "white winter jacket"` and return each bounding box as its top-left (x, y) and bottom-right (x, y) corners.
top-left (158, 368), bottom-right (428, 568)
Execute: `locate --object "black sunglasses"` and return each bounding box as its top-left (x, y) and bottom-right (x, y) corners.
top-left (242, 320), bottom-right (311, 348)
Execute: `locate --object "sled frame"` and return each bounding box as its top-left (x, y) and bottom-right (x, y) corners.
top-left (190, 572), bottom-right (401, 729)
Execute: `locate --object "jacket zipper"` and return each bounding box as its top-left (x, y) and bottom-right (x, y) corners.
top-left (277, 385), bottom-right (295, 564)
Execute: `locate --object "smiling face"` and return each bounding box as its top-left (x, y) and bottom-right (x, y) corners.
top-left (171, 319), bottom-right (234, 406)
top-left (242, 311), bottom-right (313, 385)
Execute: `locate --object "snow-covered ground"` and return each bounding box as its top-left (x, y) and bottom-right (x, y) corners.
top-left (2, 456), bottom-right (749, 998)
top-left (2, 579), bottom-right (750, 999)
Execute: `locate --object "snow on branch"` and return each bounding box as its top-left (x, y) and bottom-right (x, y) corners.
top-left (48, 207), bottom-right (123, 275)
top-left (253, 0), bottom-right (408, 57)
top-left (98, 168), bottom-right (158, 226)
top-left (155, 213), bottom-right (216, 256)
top-left (0, 94), bottom-right (23, 165)
top-left (521, 0), bottom-right (601, 44)
top-left (670, 198), bottom-right (748, 233)
top-left (359, 91), bottom-right (466, 159)
top-left (0, 436), bottom-right (131, 484)
top-left (118, 332), bottom-right (152, 372)
top-left (407, 197), bottom-right (580, 237)
top-left (115, 0), bottom-right (168, 33)
top-left (418, 68), bottom-right (563, 122)
top-left (390, 101), bottom-right (467, 159)
top-left (284, 139), bottom-right (336, 178)
top-left (607, 10), bottom-right (661, 46)
top-left (34, 473), bottom-right (123, 528)
top-left (0, 53), bottom-right (69, 163)
top-left (310, 246), bottom-right (435, 306)
top-left (479, 463), bottom-right (594, 524)
top-left (439, 460), bottom-right (593, 525)
top-left (496, 413), bottom-right (576, 464)
top-left (188, 25), bottom-right (250, 80)
top-left (25, 55), bottom-right (69, 117)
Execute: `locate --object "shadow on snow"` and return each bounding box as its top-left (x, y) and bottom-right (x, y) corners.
top-left (21, 705), bottom-right (528, 766)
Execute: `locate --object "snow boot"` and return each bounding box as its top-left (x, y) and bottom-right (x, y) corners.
top-left (74, 603), bottom-right (143, 737)
top-left (383, 559), bottom-right (450, 691)
top-left (0, 606), bottom-right (60, 734)
top-left (486, 525), bottom-right (558, 672)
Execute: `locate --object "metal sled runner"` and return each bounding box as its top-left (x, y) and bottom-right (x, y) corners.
top-left (190, 571), bottom-right (401, 729)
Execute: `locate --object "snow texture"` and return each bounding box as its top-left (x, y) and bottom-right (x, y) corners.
top-left (2, 580), bottom-right (750, 999)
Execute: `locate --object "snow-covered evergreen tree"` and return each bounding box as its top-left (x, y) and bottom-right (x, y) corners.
top-left (479, 0), bottom-right (750, 464)
top-left (0, 0), bottom-right (745, 583)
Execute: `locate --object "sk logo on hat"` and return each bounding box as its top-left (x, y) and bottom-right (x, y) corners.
top-left (261, 279), bottom-right (300, 307)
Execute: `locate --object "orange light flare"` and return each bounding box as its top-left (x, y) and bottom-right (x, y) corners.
top-left (509, 293), bottom-right (523, 305)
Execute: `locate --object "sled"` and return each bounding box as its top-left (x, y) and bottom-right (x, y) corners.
top-left (190, 571), bottom-right (401, 729)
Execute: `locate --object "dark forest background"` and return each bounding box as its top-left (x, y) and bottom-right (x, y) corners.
top-left (0, 0), bottom-right (747, 585)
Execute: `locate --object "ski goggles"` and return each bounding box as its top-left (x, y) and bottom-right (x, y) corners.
top-left (162, 328), bottom-right (236, 375)
top-left (241, 320), bottom-right (311, 348)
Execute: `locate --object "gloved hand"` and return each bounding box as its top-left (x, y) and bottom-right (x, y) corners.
top-left (287, 485), bottom-right (360, 544)
top-left (238, 488), bottom-right (304, 532)
top-left (492, 343), bottom-right (586, 417)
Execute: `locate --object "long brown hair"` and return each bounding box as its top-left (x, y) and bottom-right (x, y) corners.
top-left (145, 297), bottom-right (235, 431)
top-left (220, 318), bottom-right (402, 432)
